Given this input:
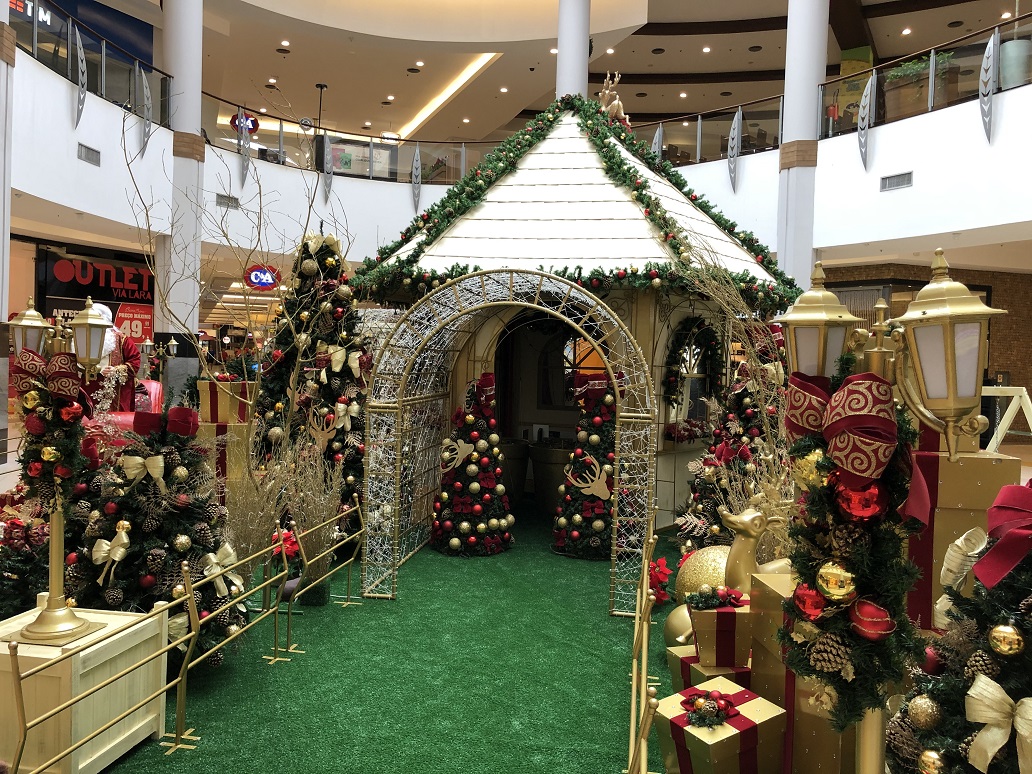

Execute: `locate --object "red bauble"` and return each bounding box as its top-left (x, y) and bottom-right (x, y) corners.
top-left (745, 409), bottom-right (756, 419)
top-left (708, 690), bottom-right (722, 700)
top-left (748, 427), bottom-right (761, 437)
top-left (834, 478), bottom-right (890, 523)
top-left (24, 413), bottom-right (46, 436)
top-left (922, 645), bottom-right (944, 675)
top-left (713, 429), bottom-right (722, 438)
top-left (793, 583), bottom-right (826, 621)
top-left (176, 494), bottom-right (191, 508)
top-left (592, 416), bottom-right (603, 427)
top-left (574, 448), bottom-right (583, 457)
top-left (470, 432), bottom-right (480, 441)
top-left (326, 413), bottom-right (335, 423)
top-left (480, 456), bottom-right (490, 467)
top-left (337, 396), bottom-right (348, 404)
top-left (494, 467), bottom-right (503, 475)
top-left (467, 536), bottom-right (478, 545)
top-left (767, 406), bottom-right (777, 416)
top-left (442, 520), bottom-right (453, 531)
top-left (716, 699), bottom-right (729, 712)
top-left (502, 532), bottom-right (511, 541)
top-left (472, 504), bottom-right (483, 516)
top-left (617, 270), bottom-right (627, 279)
top-left (488, 419), bottom-right (497, 429)
top-left (333, 308), bottom-right (344, 320)
top-left (570, 530), bottom-right (581, 540)
top-left (648, 269), bottom-right (659, 279)
top-left (65, 552), bottom-right (78, 565)
top-left (433, 520), bottom-right (441, 530)
top-left (564, 494), bottom-right (572, 502)
top-left (727, 413), bottom-right (735, 421)
top-left (73, 483), bottom-right (89, 496)
top-left (849, 598), bottom-right (896, 641)
top-left (59, 402), bottom-right (84, 422)
top-left (103, 501), bottom-right (119, 516)
top-left (482, 494), bottom-right (492, 503)
top-left (333, 453), bottom-right (344, 463)
top-left (607, 453), bottom-right (615, 462)
top-left (54, 464), bottom-right (73, 479)
top-left (454, 481), bottom-right (464, 491)
top-left (139, 574), bottom-right (156, 589)
top-left (434, 502), bottom-right (442, 512)
top-left (357, 444), bottom-right (366, 454)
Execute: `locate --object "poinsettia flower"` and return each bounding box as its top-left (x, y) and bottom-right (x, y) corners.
top-left (272, 529), bottom-right (300, 560)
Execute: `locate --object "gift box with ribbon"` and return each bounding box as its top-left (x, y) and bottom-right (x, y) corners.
top-left (656, 676), bottom-right (785, 774)
top-left (903, 451), bottom-right (1019, 629)
top-left (196, 423), bottom-right (252, 504)
top-left (197, 380), bottom-right (256, 424)
top-left (689, 596), bottom-right (751, 668)
top-left (667, 642), bottom-right (752, 693)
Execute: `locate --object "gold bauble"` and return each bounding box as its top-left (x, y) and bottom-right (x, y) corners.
top-left (475, 440), bottom-right (489, 453)
top-left (663, 604), bottom-right (694, 647)
top-left (23, 390), bottom-right (41, 409)
top-left (470, 453), bottom-right (479, 462)
top-left (744, 463), bottom-right (756, 474)
top-left (487, 518), bottom-right (499, 530)
top-left (172, 584), bottom-right (186, 598)
top-left (459, 521), bottom-right (472, 534)
top-left (440, 491), bottom-right (449, 502)
top-left (346, 475), bottom-right (356, 485)
top-left (815, 560), bottom-right (857, 603)
top-left (274, 402), bottom-right (284, 412)
top-left (115, 520), bottom-right (132, 533)
top-left (917, 750), bottom-right (944, 774)
top-left (495, 484), bottom-right (506, 496)
top-left (698, 583), bottom-right (713, 595)
top-left (468, 482), bottom-right (481, 494)
top-left (674, 545), bottom-right (730, 602)
top-left (41, 446), bottom-right (61, 462)
top-left (267, 426), bottom-right (285, 443)
top-left (702, 466), bottom-right (717, 484)
top-left (300, 258), bottom-right (319, 276)
top-left (557, 517), bottom-right (569, 528)
top-left (603, 464), bottom-right (614, 475)
top-left (226, 624), bottom-right (241, 636)
top-left (466, 464), bottom-right (480, 477)
top-left (558, 485), bottom-right (566, 495)
top-left (173, 465), bottom-right (189, 481)
top-left (492, 447), bottom-right (501, 457)
top-left (792, 450), bottom-right (827, 492)
top-left (318, 406), bottom-right (329, 417)
top-left (319, 301), bottom-right (333, 313)
top-left (577, 431), bottom-right (588, 443)
top-left (299, 311), bottom-right (310, 322)
top-left (173, 534), bottom-right (192, 552)
top-left (572, 514), bottom-right (583, 525)
top-left (488, 434), bottom-right (500, 445)
top-left (464, 414), bottom-right (475, 425)
top-left (448, 537), bottom-right (461, 550)
top-left (592, 519), bottom-right (606, 532)
top-left (988, 622), bottom-right (1025, 656)
top-left (603, 394), bottom-right (614, 405)
top-left (908, 694), bottom-right (942, 731)
top-left (66, 597), bottom-right (78, 608)
top-left (588, 434), bottom-right (601, 446)
top-left (476, 522), bottom-right (487, 534)
top-left (506, 514), bottom-right (515, 527)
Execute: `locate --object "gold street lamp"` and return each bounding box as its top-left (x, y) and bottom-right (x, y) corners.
top-left (891, 248), bottom-right (1005, 461)
top-left (773, 262), bottom-right (867, 378)
top-left (68, 297), bottom-right (112, 381)
top-left (8, 296), bottom-right (53, 356)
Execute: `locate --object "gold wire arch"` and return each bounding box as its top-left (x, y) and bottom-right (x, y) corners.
top-left (362, 269), bottom-right (657, 616)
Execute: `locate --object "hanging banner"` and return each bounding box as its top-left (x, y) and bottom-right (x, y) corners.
top-left (411, 141), bottom-right (421, 213)
top-left (40, 252), bottom-right (154, 344)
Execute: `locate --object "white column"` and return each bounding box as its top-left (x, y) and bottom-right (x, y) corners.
top-left (155, 0), bottom-right (204, 392)
top-left (775, 0), bottom-right (829, 290)
top-left (0, 0), bottom-right (13, 321)
top-left (556, 0), bottom-right (590, 98)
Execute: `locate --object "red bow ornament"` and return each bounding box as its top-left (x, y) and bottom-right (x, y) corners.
top-left (11, 350), bottom-right (82, 402)
top-left (973, 481), bottom-right (1032, 589)
top-left (785, 372), bottom-right (897, 488)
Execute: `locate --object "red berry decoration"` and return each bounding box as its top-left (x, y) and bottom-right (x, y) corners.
top-left (337, 396), bottom-right (348, 404)
top-left (482, 493), bottom-right (492, 503)
top-left (503, 532), bottom-right (511, 541)
top-left (139, 574), bottom-right (156, 589)
top-left (494, 467), bottom-right (503, 475)
top-left (570, 530), bottom-right (581, 541)
top-left (488, 418), bottom-right (497, 429)
top-left (467, 536), bottom-right (478, 545)
top-left (834, 477), bottom-right (890, 523)
top-left (607, 452), bottom-right (615, 462)
top-left (745, 409), bottom-right (756, 419)
top-left (357, 444), bottom-right (366, 454)
top-left (849, 598), bottom-right (896, 641)
top-left (767, 406), bottom-right (777, 416)
top-left (454, 481), bottom-right (463, 491)
top-left (333, 453), bottom-right (344, 463)
top-left (103, 501), bottom-right (119, 516)
top-left (793, 583), bottom-right (826, 621)
top-left (65, 552), bottom-right (78, 565)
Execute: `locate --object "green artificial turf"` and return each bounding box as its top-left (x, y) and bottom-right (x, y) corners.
top-left (106, 509), bottom-right (677, 774)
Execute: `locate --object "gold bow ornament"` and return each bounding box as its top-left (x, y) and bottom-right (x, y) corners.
top-left (964, 673), bottom-right (1032, 773)
top-left (318, 345), bottom-right (351, 384)
top-left (92, 524), bottom-right (131, 585)
top-left (933, 527), bottom-right (988, 629)
top-left (119, 454), bottom-right (167, 494)
top-left (166, 611), bottom-right (191, 651)
top-left (200, 542), bottom-right (244, 597)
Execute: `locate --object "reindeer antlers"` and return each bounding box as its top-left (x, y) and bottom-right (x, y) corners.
top-left (565, 454), bottom-right (612, 501)
top-left (306, 410), bottom-right (336, 453)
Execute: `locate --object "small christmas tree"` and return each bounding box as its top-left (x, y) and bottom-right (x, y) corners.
top-left (254, 232), bottom-right (369, 506)
top-left (553, 373), bottom-right (616, 560)
top-left (887, 482), bottom-right (1032, 774)
top-left (430, 373), bottom-right (514, 556)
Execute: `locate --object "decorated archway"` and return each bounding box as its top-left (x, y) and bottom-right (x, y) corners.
top-left (362, 269), bottom-right (657, 616)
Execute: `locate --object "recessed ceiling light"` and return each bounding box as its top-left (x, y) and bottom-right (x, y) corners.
top-left (947, 19), bottom-right (965, 27)
top-left (682, 121), bottom-right (689, 126)
top-left (407, 68), bottom-right (421, 73)
top-left (259, 107), bottom-right (267, 113)
top-left (462, 118), bottom-right (470, 123)
top-left (902, 27), bottom-right (912, 35)
top-left (416, 61), bottom-right (425, 67)
top-left (364, 121), bottom-right (371, 126)
top-left (679, 91), bottom-right (687, 98)
top-left (387, 95), bottom-right (395, 100)
top-left (702, 46), bottom-right (711, 53)
top-left (381, 101), bottom-right (391, 106)
top-left (606, 48), bottom-right (615, 54)
top-left (651, 48), bottom-right (665, 55)
top-left (550, 48), bottom-right (558, 54)
top-left (281, 40), bottom-right (290, 47)
top-left (748, 45), bottom-right (763, 52)
top-left (1001, 11), bottom-right (1012, 18)
top-left (276, 48), bottom-right (290, 54)
top-left (500, 87), bottom-right (508, 93)
top-left (635, 92), bottom-right (647, 97)
top-left (720, 91), bottom-right (732, 97)
top-left (268, 77), bottom-right (277, 84)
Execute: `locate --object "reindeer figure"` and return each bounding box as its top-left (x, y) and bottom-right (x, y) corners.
top-left (307, 410), bottom-right (337, 453)
top-left (719, 501), bottom-right (791, 595)
top-left (565, 454), bottom-right (612, 500)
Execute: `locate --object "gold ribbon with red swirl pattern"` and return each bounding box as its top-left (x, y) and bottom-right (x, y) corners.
top-left (786, 372), bottom-right (897, 488)
top-left (11, 350), bottom-right (82, 402)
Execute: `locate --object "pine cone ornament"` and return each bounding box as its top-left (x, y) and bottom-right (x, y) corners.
top-left (193, 590), bottom-right (204, 609)
top-left (958, 733), bottom-right (977, 760)
top-left (73, 500), bottom-right (93, 519)
top-left (886, 714), bottom-right (922, 762)
top-left (207, 649), bottom-right (225, 667)
top-left (474, 419), bottom-right (488, 432)
top-left (64, 563), bottom-right (91, 592)
top-left (142, 513), bottom-right (162, 533)
top-left (964, 650), bottom-right (1001, 681)
top-left (161, 447), bottom-right (182, 469)
top-left (942, 618), bottom-right (980, 652)
top-left (84, 519), bottom-right (105, 539)
top-left (1019, 594), bottom-right (1032, 618)
top-left (808, 632), bottom-right (851, 674)
top-left (36, 480), bottom-right (56, 505)
top-left (216, 605), bottom-right (232, 627)
top-left (830, 523), bottom-right (869, 557)
top-left (89, 477), bottom-right (104, 493)
top-left (193, 522), bottom-right (213, 548)
top-left (147, 548), bottom-right (166, 574)
top-left (205, 502), bottom-right (220, 524)
top-left (104, 587), bottom-right (125, 607)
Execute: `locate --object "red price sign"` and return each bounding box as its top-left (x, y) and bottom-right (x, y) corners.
top-left (113, 303), bottom-right (153, 344)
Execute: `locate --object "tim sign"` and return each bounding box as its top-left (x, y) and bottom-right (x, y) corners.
top-left (244, 265), bottom-right (281, 291)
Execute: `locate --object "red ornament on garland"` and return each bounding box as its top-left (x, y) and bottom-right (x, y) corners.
top-left (834, 477), bottom-right (890, 523)
top-left (139, 574), bottom-right (157, 589)
top-left (65, 552), bottom-right (78, 565)
top-left (73, 483), bottom-right (89, 497)
top-left (922, 645), bottom-right (944, 675)
top-left (574, 448), bottom-right (583, 458)
top-left (24, 413), bottom-right (46, 436)
top-left (592, 416), bottom-right (603, 427)
top-left (103, 502), bottom-right (119, 516)
top-left (454, 481), bottom-right (463, 491)
top-left (59, 402), bottom-right (84, 422)
top-left (333, 453), bottom-right (344, 463)
top-left (849, 598), bottom-right (896, 641)
top-left (488, 418), bottom-right (497, 429)
top-left (442, 520), bottom-right (453, 531)
top-left (570, 530), bottom-right (581, 541)
top-left (200, 610), bottom-right (210, 619)
top-left (480, 456), bottom-right (490, 467)
top-left (467, 536), bottom-right (478, 546)
top-left (472, 504), bottom-right (483, 516)
top-left (793, 583), bottom-right (826, 621)
top-left (470, 431), bottom-right (480, 441)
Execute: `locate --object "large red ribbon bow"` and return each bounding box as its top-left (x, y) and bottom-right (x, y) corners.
top-left (11, 350), bottom-right (82, 402)
top-left (167, 407), bottom-right (200, 437)
top-left (679, 686), bottom-right (741, 720)
top-left (973, 481), bottom-right (1032, 589)
top-left (785, 372), bottom-right (897, 488)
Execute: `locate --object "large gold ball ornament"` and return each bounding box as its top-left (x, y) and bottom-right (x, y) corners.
top-left (592, 519), bottom-right (606, 532)
top-left (577, 431), bottom-right (588, 443)
top-left (917, 750), bottom-right (944, 774)
top-left (173, 465), bottom-right (189, 481)
top-left (815, 560), bottom-right (857, 603)
top-left (663, 604), bottom-right (694, 647)
top-left (466, 464), bottom-right (480, 477)
top-left (459, 521), bottom-right (472, 534)
top-left (301, 258), bottom-right (319, 276)
top-left (988, 622), bottom-right (1025, 656)
top-left (226, 624), bottom-right (241, 636)
top-left (698, 584), bottom-right (713, 595)
top-left (448, 538), bottom-right (461, 550)
top-left (115, 520), bottom-right (132, 533)
top-left (172, 584), bottom-right (186, 598)
top-left (488, 518), bottom-right (500, 530)
top-left (603, 394), bottom-right (614, 406)
top-left (172, 534), bottom-right (193, 552)
top-left (506, 514), bottom-right (515, 527)
top-left (475, 440), bottom-right (489, 453)
top-left (674, 545), bottom-right (731, 602)
top-left (557, 517), bottom-right (569, 529)
top-left (588, 434), bottom-right (601, 446)
top-left (572, 514), bottom-right (583, 526)
top-left (468, 482), bottom-right (481, 494)
top-left (267, 426), bottom-right (285, 443)
top-left (908, 695), bottom-right (942, 731)
top-left (476, 522), bottom-right (487, 534)
top-left (495, 484), bottom-right (506, 496)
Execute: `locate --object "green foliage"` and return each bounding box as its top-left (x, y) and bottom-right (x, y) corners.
top-left (662, 316), bottom-right (723, 407)
top-left (885, 51), bottom-right (955, 81)
top-left (350, 94), bottom-right (800, 317)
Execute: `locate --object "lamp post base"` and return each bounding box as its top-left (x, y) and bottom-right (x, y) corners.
top-left (14, 606), bottom-right (105, 646)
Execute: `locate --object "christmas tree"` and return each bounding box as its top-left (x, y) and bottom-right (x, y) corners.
top-left (887, 482), bottom-right (1032, 774)
top-left (552, 372), bottom-right (616, 560)
top-left (430, 373), bottom-right (514, 556)
top-left (253, 232), bottom-right (369, 507)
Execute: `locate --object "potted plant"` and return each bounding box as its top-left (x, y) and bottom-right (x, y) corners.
top-left (883, 51), bottom-right (957, 121)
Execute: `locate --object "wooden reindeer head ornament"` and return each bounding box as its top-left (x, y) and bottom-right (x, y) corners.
top-left (565, 454), bottom-right (612, 501)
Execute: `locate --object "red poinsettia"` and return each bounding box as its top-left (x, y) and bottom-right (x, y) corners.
top-left (649, 557), bottom-right (673, 603)
top-left (272, 529), bottom-right (300, 560)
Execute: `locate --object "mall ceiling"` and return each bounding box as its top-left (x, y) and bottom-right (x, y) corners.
top-left (143, 0), bottom-right (1018, 143)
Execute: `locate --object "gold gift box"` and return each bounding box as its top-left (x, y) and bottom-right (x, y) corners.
top-left (667, 643), bottom-right (752, 693)
top-left (690, 598), bottom-right (751, 667)
top-left (195, 422), bottom-right (252, 483)
top-left (749, 574), bottom-right (796, 656)
top-left (656, 675), bottom-right (786, 774)
top-left (197, 380), bottom-right (257, 424)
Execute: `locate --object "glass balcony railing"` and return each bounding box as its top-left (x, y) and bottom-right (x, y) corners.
top-left (11, 0), bottom-right (171, 128)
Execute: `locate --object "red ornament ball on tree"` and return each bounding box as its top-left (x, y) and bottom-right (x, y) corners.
top-left (922, 645), bottom-right (944, 675)
top-left (454, 481), bottom-right (464, 491)
top-left (834, 478), bottom-right (890, 523)
top-left (748, 427), bottom-right (761, 437)
top-left (648, 269), bottom-right (659, 279)
top-left (65, 552), bottom-right (78, 565)
top-left (176, 494), bottom-right (191, 508)
top-left (574, 448), bottom-right (584, 457)
top-left (103, 502), bottom-right (119, 516)
top-left (139, 574), bottom-right (156, 589)
top-left (333, 453), bottom-right (344, 463)
top-left (59, 403), bottom-right (84, 422)
top-left (480, 456), bottom-right (491, 467)
top-left (472, 504), bottom-right (483, 516)
top-left (482, 493), bottom-right (492, 503)
top-left (24, 413), bottom-right (46, 436)
top-left (357, 444), bottom-right (366, 454)
top-left (793, 583), bottom-right (826, 621)
top-left (73, 483), bottom-right (89, 497)
top-left (592, 416), bottom-right (603, 427)
top-left (470, 431), bottom-right (480, 441)
top-left (488, 418), bottom-right (497, 429)
top-left (849, 598), bottom-right (896, 641)
top-left (708, 690), bottom-right (722, 701)
top-left (467, 536), bottom-right (478, 546)
top-left (570, 530), bottom-right (581, 540)
top-left (199, 610), bottom-right (210, 619)
top-left (442, 520), bottom-right (453, 531)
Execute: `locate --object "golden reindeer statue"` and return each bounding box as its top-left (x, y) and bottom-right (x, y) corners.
top-left (719, 493), bottom-right (792, 595)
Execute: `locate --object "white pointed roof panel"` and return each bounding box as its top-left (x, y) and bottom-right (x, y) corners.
top-left (405, 114), bottom-right (773, 282)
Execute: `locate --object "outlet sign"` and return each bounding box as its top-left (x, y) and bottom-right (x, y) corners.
top-left (244, 264), bottom-right (281, 291)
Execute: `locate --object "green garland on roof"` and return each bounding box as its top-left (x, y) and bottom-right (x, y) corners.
top-left (350, 94), bottom-right (801, 317)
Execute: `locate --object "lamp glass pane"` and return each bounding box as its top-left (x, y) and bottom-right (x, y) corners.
top-left (89, 325), bottom-right (108, 362)
top-left (793, 327), bottom-right (820, 376)
top-left (74, 326), bottom-right (90, 362)
top-left (26, 327), bottom-right (46, 353)
top-left (824, 327), bottom-right (847, 378)
top-left (954, 321), bottom-right (982, 398)
top-left (913, 324), bottom-right (949, 399)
